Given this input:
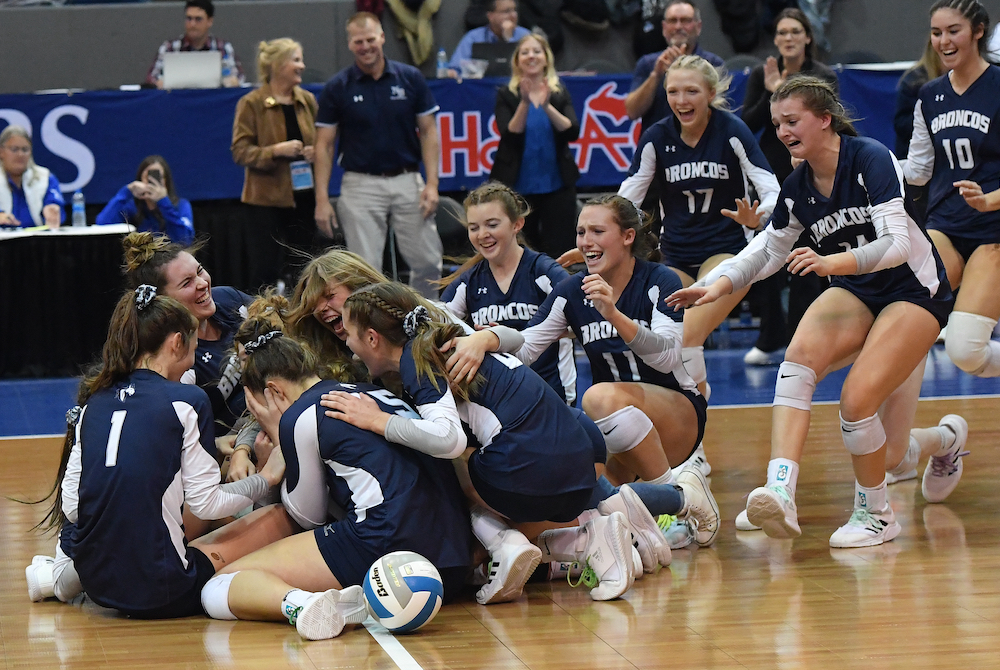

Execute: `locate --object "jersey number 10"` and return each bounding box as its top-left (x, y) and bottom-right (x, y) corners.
top-left (942, 138), bottom-right (974, 170)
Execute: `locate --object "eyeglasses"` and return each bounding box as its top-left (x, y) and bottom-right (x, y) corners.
top-left (776, 28), bottom-right (806, 37)
top-left (665, 17), bottom-right (696, 25)
top-left (1, 145), bottom-right (30, 154)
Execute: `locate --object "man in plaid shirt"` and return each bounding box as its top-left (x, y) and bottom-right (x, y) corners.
top-left (146, 0), bottom-right (244, 89)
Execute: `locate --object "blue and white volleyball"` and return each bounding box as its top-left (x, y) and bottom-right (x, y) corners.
top-left (363, 551), bottom-right (443, 634)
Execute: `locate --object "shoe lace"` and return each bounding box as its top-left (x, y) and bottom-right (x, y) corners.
top-left (567, 561), bottom-right (598, 589)
top-left (286, 605), bottom-right (303, 626)
top-left (929, 450), bottom-right (970, 477)
top-left (656, 514), bottom-right (676, 532)
top-left (768, 484), bottom-right (791, 503)
top-left (847, 508), bottom-right (872, 526)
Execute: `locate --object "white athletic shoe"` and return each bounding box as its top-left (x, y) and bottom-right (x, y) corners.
top-left (598, 484), bottom-right (671, 571)
top-left (746, 484), bottom-right (800, 539)
top-left (294, 585), bottom-right (369, 641)
top-left (922, 414), bottom-right (970, 503)
top-left (680, 443), bottom-right (712, 477)
top-left (577, 512), bottom-right (634, 601)
top-left (657, 514), bottom-right (695, 549)
top-left (675, 468), bottom-right (720, 546)
top-left (885, 467), bottom-right (918, 485)
top-left (630, 546), bottom-right (644, 581)
top-left (743, 346), bottom-right (784, 366)
top-left (476, 535), bottom-right (543, 605)
top-left (735, 509), bottom-right (762, 531)
top-left (26, 556), bottom-right (56, 602)
top-left (829, 506), bottom-right (901, 548)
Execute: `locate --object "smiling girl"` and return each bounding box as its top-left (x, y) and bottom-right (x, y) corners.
top-left (440, 182), bottom-right (575, 402)
top-left (902, 0), bottom-right (1000, 385)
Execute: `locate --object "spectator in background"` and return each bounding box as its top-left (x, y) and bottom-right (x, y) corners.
top-left (0, 125), bottom-right (63, 229)
top-left (447, 0), bottom-right (531, 76)
top-left (96, 156), bottom-right (194, 245)
top-left (232, 38), bottom-right (320, 292)
top-left (490, 32), bottom-right (580, 260)
top-left (146, 0), bottom-right (244, 89)
top-left (313, 13), bottom-right (443, 300)
top-left (739, 7), bottom-right (836, 366)
top-left (625, 0), bottom-right (724, 130)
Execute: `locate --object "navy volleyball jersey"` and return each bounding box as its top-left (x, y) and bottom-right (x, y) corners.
top-left (773, 135), bottom-right (949, 301)
top-left (399, 343), bottom-right (595, 497)
top-left (524, 260), bottom-right (696, 392)
top-left (181, 286), bottom-right (250, 436)
top-left (280, 381), bottom-right (472, 575)
top-left (620, 109), bottom-right (779, 267)
top-left (441, 249), bottom-right (571, 400)
top-left (908, 66), bottom-right (1000, 240)
top-left (63, 370), bottom-right (251, 612)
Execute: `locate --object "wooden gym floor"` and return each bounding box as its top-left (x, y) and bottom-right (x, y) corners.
top-left (2, 397), bottom-right (998, 669)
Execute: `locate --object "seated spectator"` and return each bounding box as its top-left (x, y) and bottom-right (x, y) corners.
top-left (145, 0), bottom-right (244, 89)
top-left (0, 125), bottom-right (64, 229)
top-left (447, 0), bottom-right (531, 76)
top-left (625, 0), bottom-right (723, 130)
top-left (96, 155), bottom-right (194, 245)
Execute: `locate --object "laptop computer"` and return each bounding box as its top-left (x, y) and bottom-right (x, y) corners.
top-left (162, 51), bottom-right (222, 89)
top-left (471, 41), bottom-right (517, 78)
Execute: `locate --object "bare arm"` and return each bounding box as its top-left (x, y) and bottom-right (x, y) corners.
top-left (416, 113), bottom-right (440, 218)
top-left (313, 124), bottom-right (338, 235)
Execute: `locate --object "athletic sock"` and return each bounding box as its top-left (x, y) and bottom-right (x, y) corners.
top-left (766, 458), bottom-right (799, 497)
top-left (934, 424), bottom-right (958, 457)
top-left (628, 481), bottom-right (683, 516)
top-left (281, 589), bottom-right (315, 624)
top-left (643, 468), bottom-right (674, 486)
top-left (856, 477), bottom-right (888, 513)
top-left (470, 505), bottom-right (511, 552)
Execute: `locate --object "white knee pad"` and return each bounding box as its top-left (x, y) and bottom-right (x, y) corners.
top-left (773, 362), bottom-right (817, 411)
top-left (201, 572), bottom-right (239, 620)
top-left (681, 346), bottom-right (707, 385)
top-left (841, 413), bottom-right (886, 456)
top-left (945, 311), bottom-right (1000, 377)
top-left (594, 406), bottom-right (654, 454)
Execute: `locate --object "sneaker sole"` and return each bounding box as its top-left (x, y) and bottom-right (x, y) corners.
top-left (885, 468), bottom-right (917, 485)
top-left (476, 545), bottom-right (542, 605)
top-left (746, 490), bottom-right (800, 539)
top-left (296, 589), bottom-right (363, 641)
top-left (829, 520), bottom-right (901, 548)
top-left (600, 485), bottom-right (671, 571)
top-left (589, 513), bottom-right (633, 602)
top-left (735, 510), bottom-right (762, 532)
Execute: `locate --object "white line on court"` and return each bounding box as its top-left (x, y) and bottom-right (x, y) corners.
top-left (363, 618), bottom-right (425, 670)
top-left (708, 393), bottom-right (1000, 411)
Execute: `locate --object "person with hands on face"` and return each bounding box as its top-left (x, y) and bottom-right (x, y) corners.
top-left (625, 0), bottom-right (723, 130)
top-left (198, 327), bottom-right (472, 640)
top-left (232, 38), bottom-right (322, 292)
top-left (491, 32), bottom-right (580, 260)
top-left (313, 12), bottom-right (443, 300)
top-left (0, 125), bottom-right (64, 230)
top-left (901, 0), bottom-right (1000, 381)
top-left (668, 76), bottom-right (960, 547)
top-left (97, 156), bottom-right (194, 245)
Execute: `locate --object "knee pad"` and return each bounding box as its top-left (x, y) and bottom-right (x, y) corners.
top-left (840, 412), bottom-right (886, 456)
top-left (773, 362), bottom-right (817, 411)
top-left (201, 572), bottom-right (239, 620)
top-left (681, 346), bottom-right (707, 385)
top-left (945, 311), bottom-right (1000, 376)
top-left (594, 406), bottom-right (654, 454)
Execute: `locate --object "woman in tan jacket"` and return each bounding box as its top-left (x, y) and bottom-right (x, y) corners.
top-left (232, 38), bottom-right (325, 292)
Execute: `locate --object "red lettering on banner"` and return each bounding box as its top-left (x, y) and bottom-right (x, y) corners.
top-left (570, 82), bottom-right (638, 173)
top-left (439, 111), bottom-right (484, 177)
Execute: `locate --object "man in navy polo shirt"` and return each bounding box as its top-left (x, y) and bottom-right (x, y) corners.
top-left (624, 0), bottom-right (724, 131)
top-left (313, 12), bottom-right (443, 298)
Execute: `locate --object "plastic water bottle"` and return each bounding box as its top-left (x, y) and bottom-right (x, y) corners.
top-left (71, 191), bottom-right (86, 227)
top-left (221, 61), bottom-right (233, 85)
top-left (436, 48), bottom-right (448, 79)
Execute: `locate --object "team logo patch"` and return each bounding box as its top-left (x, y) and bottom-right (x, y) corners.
top-left (202, 352), bottom-right (213, 363)
top-left (777, 464), bottom-right (788, 481)
top-left (353, 94), bottom-right (363, 103)
top-left (390, 86), bottom-right (407, 101)
top-left (117, 384), bottom-right (135, 402)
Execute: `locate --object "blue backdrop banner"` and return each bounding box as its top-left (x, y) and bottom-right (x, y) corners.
top-left (0, 67), bottom-right (903, 203)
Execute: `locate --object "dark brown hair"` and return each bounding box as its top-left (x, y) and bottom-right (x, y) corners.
top-left (773, 7), bottom-right (817, 62)
top-left (930, 0), bottom-right (991, 59)
top-left (581, 194), bottom-right (661, 262)
top-left (122, 231), bottom-right (205, 290)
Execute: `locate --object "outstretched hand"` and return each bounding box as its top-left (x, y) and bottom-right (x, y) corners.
top-left (721, 197), bottom-right (764, 230)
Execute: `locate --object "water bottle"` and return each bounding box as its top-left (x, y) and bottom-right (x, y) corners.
top-left (221, 60), bottom-right (233, 85)
top-left (71, 191), bottom-right (86, 227)
top-left (436, 48), bottom-right (448, 79)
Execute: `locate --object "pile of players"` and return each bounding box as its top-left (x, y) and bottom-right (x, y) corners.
top-left (23, 0), bottom-right (999, 642)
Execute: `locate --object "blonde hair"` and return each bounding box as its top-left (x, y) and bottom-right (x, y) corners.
top-left (507, 32), bottom-right (562, 96)
top-left (666, 55), bottom-right (732, 111)
top-left (256, 38), bottom-right (302, 84)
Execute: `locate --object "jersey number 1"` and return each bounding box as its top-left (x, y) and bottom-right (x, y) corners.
top-left (105, 410), bottom-right (127, 467)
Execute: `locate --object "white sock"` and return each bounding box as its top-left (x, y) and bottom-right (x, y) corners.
top-left (470, 505), bottom-right (511, 553)
top-left (536, 526), bottom-right (586, 562)
top-left (577, 509), bottom-right (600, 525)
top-left (281, 588), bottom-right (315, 624)
top-left (934, 424), bottom-right (958, 457)
top-left (644, 468), bottom-right (674, 486)
top-left (201, 572), bottom-right (239, 621)
top-left (856, 478), bottom-right (888, 513)
top-left (766, 458), bottom-right (799, 497)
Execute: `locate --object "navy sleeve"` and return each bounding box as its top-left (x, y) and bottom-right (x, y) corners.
top-left (316, 79), bottom-right (341, 126)
top-left (537, 253), bottom-right (570, 289)
top-left (399, 348), bottom-right (448, 406)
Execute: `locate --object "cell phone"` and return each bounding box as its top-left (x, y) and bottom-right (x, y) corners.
top-left (147, 168), bottom-right (163, 185)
